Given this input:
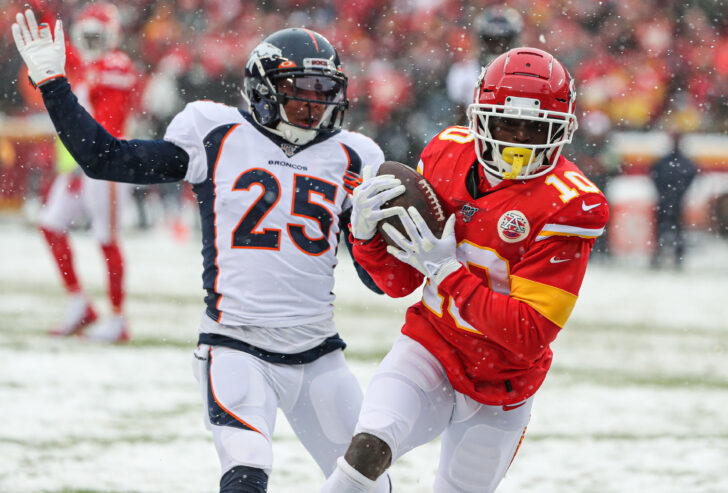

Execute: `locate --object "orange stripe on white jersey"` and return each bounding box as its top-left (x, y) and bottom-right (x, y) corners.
top-left (535, 223), bottom-right (604, 242)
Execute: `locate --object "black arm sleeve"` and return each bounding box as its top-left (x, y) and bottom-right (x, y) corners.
top-left (339, 208), bottom-right (384, 295)
top-left (40, 78), bottom-right (189, 184)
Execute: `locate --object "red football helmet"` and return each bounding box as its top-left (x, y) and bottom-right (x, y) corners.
top-left (467, 47), bottom-right (578, 180)
top-left (71, 2), bottom-right (121, 61)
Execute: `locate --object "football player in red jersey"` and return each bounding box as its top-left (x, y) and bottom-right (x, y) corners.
top-left (36, 2), bottom-right (138, 342)
top-left (322, 47), bottom-right (610, 493)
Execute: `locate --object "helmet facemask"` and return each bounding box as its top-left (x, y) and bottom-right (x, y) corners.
top-left (468, 93), bottom-right (577, 180)
top-left (73, 20), bottom-right (117, 61)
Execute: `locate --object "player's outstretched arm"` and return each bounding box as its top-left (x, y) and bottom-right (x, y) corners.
top-left (41, 79), bottom-right (188, 183)
top-left (12, 8), bottom-right (189, 184)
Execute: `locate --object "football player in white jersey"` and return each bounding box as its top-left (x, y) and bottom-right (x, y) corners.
top-left (13, 10), bottom-right (392, 492)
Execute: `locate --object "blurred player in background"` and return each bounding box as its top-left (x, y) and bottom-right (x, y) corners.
top-left (322, 48), bottom-right (609, 493)
top-left (13, 9), bottom-right (391, 492)
top-left (446, 5), bottom-right (524, 121)
top-left (650, 131), bottom-right (697, 269)
top-left (36, 2), bottom-right (138, 342)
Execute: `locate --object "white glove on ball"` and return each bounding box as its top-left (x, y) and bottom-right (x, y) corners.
top-left (384, 207), bottom-right (461, 285)
top-left (350, 165), bottom-right (406, 241)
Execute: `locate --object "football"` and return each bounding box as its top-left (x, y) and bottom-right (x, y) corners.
top-left (375, 161), bottom-right (447, 246)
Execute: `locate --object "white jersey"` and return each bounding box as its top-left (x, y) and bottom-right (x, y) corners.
top-left (164, 101), bottom-right (384, 331)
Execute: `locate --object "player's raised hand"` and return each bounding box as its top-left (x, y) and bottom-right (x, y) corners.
top-left (350, 165), bottom-right (406, 240)
top-left (384, 208), bottom-right (461, 284)
top-left (12, 9), bottom-right (66, 87)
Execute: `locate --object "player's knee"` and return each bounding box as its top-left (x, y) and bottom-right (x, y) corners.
top-left (219, 465), bottom-right (268, 493)
top-left (344, 432), bottom-right (392, 481)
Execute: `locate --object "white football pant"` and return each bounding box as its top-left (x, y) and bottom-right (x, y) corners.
top-left (192, 344), bottom-right (364, 478)
top-left (323, 334), bottom-right (532, 493)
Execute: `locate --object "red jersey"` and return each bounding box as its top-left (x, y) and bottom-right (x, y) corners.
top-left (79, 50), bottom-right (138, 138)
top-left (354, 126), bottom-right (609, 405)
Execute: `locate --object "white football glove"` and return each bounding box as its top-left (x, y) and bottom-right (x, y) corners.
top-left (12, 9), bottom-right (66, 87)
top-left (350, 165), bottom-right (406, 241)
top-left (383, 207), bottom-right (461, 285)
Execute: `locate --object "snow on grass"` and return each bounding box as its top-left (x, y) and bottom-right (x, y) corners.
top-left (1, 219), bottom-right (727, 492)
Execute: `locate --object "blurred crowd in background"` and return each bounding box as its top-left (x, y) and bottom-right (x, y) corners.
top-left (1, 0), bottom-right (726, 258)
top-left (2, 0), bottom-right (727, 151)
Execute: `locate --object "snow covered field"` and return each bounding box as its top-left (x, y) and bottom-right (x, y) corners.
top-left (1, 218), bottom-right (727, 493)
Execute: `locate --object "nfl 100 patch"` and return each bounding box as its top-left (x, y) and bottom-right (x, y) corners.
top-left (459, 203), bottom-right (479, 223)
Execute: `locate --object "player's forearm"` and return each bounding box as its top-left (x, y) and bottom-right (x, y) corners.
top-left (353, 234), bottom-right (424, 297)
top-left (40, 78), bottom-right (189, 184)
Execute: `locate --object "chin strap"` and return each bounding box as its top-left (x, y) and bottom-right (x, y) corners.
top-left (277, 121), bottom-right (317, 145)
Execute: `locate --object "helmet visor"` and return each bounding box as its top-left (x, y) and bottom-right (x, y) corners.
top-left (276, 74), bottom-right (345, 103)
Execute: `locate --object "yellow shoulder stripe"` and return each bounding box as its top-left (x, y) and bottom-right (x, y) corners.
top-left (509, 275), bottom-right (577, 328)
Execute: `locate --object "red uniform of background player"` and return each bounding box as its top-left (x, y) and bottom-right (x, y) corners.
top-left (37, 2), bottom-right (139, 342)
top-left (322, 47), bottom-right (609, 493)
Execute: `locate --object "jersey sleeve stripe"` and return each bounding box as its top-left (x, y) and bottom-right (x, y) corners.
top-left (535, 223), bottom-right (605, 242)
top-left (509, 275), bottom-right (577, 328)
top-left (340, 143), bottom-right (362, 174)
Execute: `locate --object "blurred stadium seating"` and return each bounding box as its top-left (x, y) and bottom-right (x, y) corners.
top-left (2, 0), bottom-right (727, 247)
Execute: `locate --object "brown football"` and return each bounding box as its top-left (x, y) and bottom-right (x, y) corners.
top-left (375, 161), bottom-right (447, 246)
